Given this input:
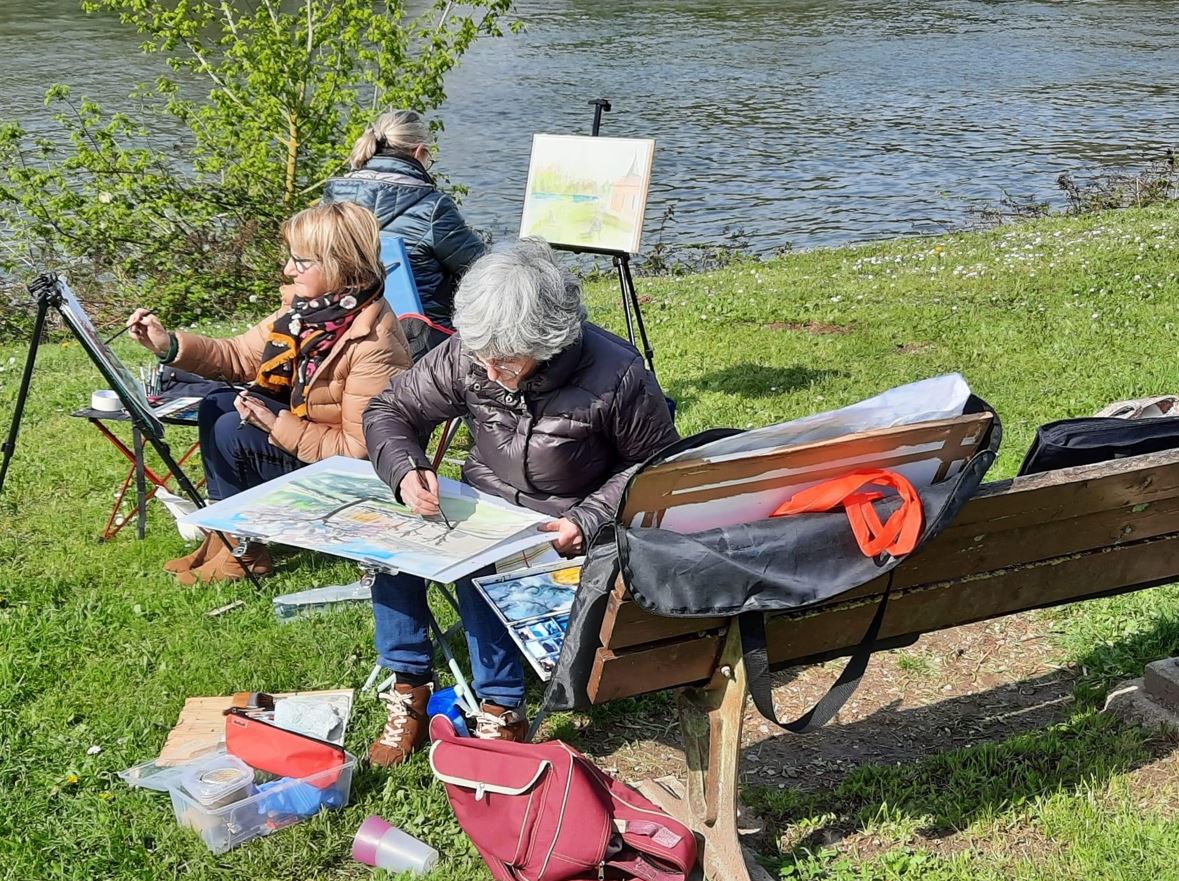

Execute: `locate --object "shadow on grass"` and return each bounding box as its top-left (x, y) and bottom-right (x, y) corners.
top-left (668, 363), bottom-right (846, 409)
top-left (742, 675), bottom-right (1155, 849)
top-left (565, 608), bottom-right (1179, 862)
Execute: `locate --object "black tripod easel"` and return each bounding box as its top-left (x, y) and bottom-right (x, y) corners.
top-left (0, 273), bottom-right (259, 587)
top-left (551, 98), bottom-right (657, 376)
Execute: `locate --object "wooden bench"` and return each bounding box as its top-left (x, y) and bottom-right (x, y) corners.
top-left (587, 429), bottom-right (1179, 881)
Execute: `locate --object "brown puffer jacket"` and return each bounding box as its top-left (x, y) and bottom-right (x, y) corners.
top-left (172, 294), bottom-right (412, 462)
top-left (363, 323), bottom-right (678, 541)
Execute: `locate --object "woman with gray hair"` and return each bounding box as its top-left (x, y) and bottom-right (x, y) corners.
top-left (360, 238), bottom-right (677, 765)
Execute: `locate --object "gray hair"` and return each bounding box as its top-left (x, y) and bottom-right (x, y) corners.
top-left (454, 238), bottom-right (587, 362)
top-left (348, 109), bottom-right (431, 170)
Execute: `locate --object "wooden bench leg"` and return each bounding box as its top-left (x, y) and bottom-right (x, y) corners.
top-left (636, 625), bottom-right (774, 881)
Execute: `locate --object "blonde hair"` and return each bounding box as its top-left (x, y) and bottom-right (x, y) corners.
top-left (282, 202), bottom-right (384, 294)
top-left (348, 109), bottom-right (432, 170)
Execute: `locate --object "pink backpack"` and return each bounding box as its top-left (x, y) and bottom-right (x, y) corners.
top-left (428, 716), bottom-right (698, 881)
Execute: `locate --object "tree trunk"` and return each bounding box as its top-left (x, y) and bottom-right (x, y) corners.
top-left (285, 113), bottom-right (299, 205)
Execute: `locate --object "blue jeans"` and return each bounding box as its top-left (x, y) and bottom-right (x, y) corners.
top-left (198, 388), bottom-right (303, 501)
top-left (371, 566), bottom-right (525, 709)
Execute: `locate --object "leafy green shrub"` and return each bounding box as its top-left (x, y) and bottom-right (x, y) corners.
top-left (0, 0), bottom-right (515, 335)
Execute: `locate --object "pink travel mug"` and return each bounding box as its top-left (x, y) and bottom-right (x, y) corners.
top-left (352, 814), bottom-right (439, 875)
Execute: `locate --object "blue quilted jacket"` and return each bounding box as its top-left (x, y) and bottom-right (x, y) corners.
top-left (323, 154), bottom-right (486, 327)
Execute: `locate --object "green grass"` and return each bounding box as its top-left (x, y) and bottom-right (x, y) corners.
top-left (4, 204), bottom-right (1179, 878)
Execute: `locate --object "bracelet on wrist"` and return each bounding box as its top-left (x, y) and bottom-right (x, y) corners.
top-left (156, 333), bottom-right (178, 365)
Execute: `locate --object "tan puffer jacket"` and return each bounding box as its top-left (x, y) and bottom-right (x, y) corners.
top-left (172, 294), bottom-right (411, 463)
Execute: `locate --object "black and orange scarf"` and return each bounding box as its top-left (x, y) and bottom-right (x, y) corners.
top-left (255, 280), bottom-right (382, 417)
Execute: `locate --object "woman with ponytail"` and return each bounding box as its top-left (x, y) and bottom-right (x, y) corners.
top-left (125, 202), bottom-right (412, 584)
top-left (324, 110), bottom-right (486, 351)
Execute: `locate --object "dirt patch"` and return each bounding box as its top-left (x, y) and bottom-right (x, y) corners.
top-left (763, 320), bottom-right (853, 335)
top-left (737, 616), bottom-right (1077, 793)
top-left (576, 611), bottom-right (1077, 788)
top-left (896, 341), bottom-right (933, 355)
top-left (569, 610), bottom-right (1093, 863)
top-left (1119, 738), bottom-right (1179, 814)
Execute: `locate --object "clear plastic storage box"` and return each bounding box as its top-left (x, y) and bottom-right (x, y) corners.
top-left (163, 747), bottom-right (357, 853)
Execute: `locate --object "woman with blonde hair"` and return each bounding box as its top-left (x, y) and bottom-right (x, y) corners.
top-left (324, 109), bottom-right (485, 350)
top-left (126, 201), bottom-right (413, 584)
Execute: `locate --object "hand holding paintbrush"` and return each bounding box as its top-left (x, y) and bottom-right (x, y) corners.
top-left (399, 454), bottom-right (453, 529)
top-left (123, 307), bottom-right (173, 357)
top-left (107, 309), bottom-right (153, 345)
top-left (233, 384), bottom-right (279, 434)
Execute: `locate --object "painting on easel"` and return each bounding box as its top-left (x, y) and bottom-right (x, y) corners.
top-left (55, 278), bottom-right (165, 438)
top-left (519, 134), bottom-right (655, 255)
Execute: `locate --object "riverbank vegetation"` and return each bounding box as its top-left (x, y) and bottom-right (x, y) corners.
top-left (0, 0), bottom-right (513, 335)
top-left (3, 203), bottom-right (1179, 878)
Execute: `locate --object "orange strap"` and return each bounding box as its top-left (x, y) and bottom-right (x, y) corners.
top-left (770, 468), bottom-right (924, 558)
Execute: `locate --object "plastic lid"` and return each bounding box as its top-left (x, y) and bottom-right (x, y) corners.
top-left (180, 755), bottom-right (254, 806)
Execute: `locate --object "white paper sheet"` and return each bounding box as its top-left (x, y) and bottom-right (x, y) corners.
top-left (668, 373), bottom-right (971, 464)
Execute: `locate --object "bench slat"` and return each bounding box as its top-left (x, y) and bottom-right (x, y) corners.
top-left (941, 449), bottom-right (1179, 527)
top-left (589, 530), bottom-right (1179, 703)
top-left (589, 632), bottom-right (725, 703)
top-left (601, 590), bottom-right (726, 649)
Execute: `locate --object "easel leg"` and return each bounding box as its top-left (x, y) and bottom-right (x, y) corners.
top-left (614, 255), bottom-right (637, 351)
top-left (636, 626), bottom-right (773, 881)
top-left (0, 285), bottom-right (53, 495)
top-left (133, 426), bottom-right (147, 540)
top-left (616, 253), bottom-right (656, 373)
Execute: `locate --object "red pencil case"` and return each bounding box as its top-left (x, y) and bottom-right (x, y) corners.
top-left (223, 707), bottom-right (346, 789)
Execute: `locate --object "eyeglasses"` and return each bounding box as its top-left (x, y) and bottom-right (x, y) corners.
top-left (475, 355), bottom-right (525, 380)
top-left (289, 254), bottom-right (318, 274)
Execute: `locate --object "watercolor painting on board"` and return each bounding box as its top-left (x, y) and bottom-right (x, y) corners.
top-left (519, 134), bottom-right (655, 255)
top-left (182, 457), bottom-right (551, 582)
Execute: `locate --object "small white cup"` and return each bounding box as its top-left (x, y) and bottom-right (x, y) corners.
top-left (352, 815), bottom-right (439, 875)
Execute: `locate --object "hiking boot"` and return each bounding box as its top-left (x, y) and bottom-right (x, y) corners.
top-left (163, 531), bottom-right (216, 574)
top-left (473, 701), bottom-right (528, 742)
top-left (175, 535), bottom-right (273, 585)
top-left (369, 681), bottom-right (432, 767)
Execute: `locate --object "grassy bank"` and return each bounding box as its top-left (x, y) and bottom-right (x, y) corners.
top-left (2, 204), bottom-right (1179, 880)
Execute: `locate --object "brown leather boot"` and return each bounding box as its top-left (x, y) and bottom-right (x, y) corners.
top-left (163, 531), bottom-right (216, 574)
top-left (472, 701), bottom-right (528, 742)
top-left (369, 682), bottom-right (432, 767)
top-left (175, 535), bottom-right (273, 585)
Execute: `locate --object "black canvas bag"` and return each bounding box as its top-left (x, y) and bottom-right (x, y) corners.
top-left (542, 399), bottom-right (1001, 734)
top-left (1018, 416), bottom-right (1179, 476)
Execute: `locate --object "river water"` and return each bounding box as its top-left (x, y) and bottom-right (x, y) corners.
top-left (2, 0), bottom-right (1177, 254)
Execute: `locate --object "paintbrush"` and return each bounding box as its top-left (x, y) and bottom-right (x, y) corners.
top-left (409, 454), bottom-right (453, 530)
top-left (105, 310), bottom-right (153, 345)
